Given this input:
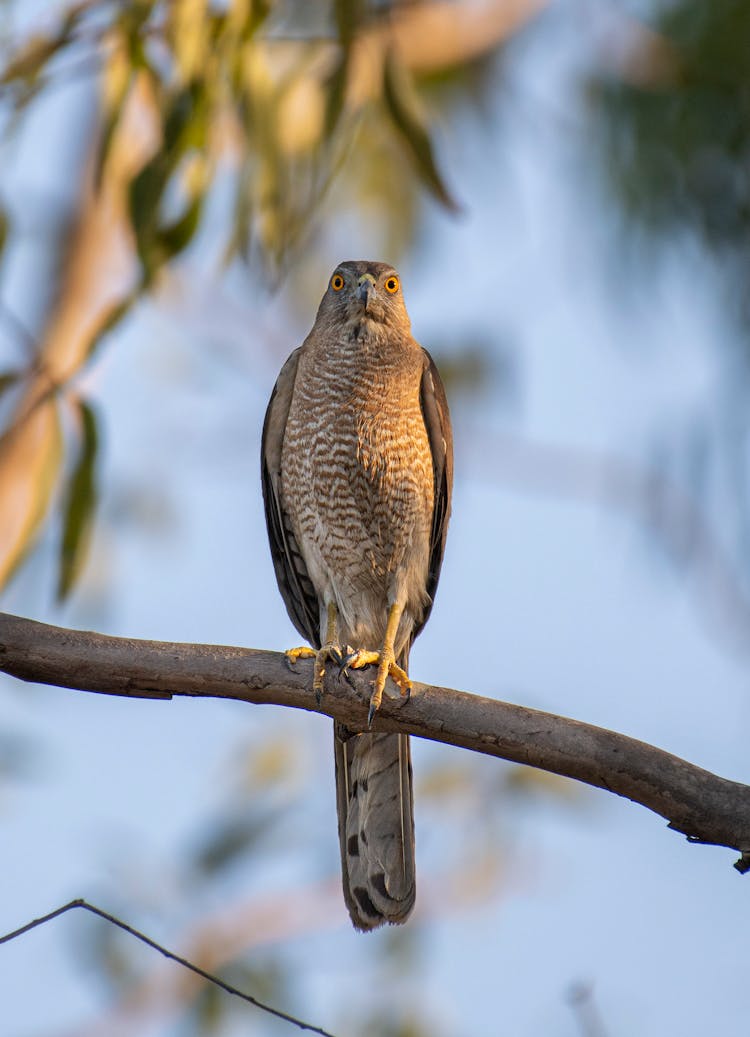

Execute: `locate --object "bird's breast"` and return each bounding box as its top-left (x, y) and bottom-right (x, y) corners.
top-left (280, 339), bottom-right (433, 630)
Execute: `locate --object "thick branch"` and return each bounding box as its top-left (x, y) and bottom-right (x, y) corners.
top-left (2, 611), bottom-right (749, 872)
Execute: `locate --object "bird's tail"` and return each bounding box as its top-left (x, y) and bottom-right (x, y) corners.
top-left (334, 724), bottom-right (415, 930)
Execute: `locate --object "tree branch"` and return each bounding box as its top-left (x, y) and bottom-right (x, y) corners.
top-left (2, 610), bottom-right (749, 872)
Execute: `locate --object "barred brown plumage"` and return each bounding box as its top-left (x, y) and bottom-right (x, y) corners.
top-left (261, 260), bottom-right (453, 929)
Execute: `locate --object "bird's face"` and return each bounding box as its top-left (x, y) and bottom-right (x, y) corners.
top-left (318, 260), bottom-right (411, 332)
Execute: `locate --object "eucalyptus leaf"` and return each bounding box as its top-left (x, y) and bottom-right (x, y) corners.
top-left (333, 0), bottom-right (365, 48)
top-left (382, 48), bottom-right (459, 212)
top-left (323, 54), bottom-right (349, 138)
top-left (57, 399), bottom-right (99, 601)
top-left (0, 208), bottom-right (8, 262)
top-left (0, 395), bottom-right (63, 591)
top-left (194, 806), bottom-right (281, 874)
top-left (0, 370), bottom-right (21, 399)
top-left (84, 291), bottom-right (138, 362)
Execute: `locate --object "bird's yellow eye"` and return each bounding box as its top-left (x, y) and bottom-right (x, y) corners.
top-left (331, 273), bottom-right (345, 291)
top-left (384, 275), bottom-right (400, 294)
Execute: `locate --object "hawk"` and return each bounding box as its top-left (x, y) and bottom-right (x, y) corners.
top-left (261, 260), bottom-right (453, 929)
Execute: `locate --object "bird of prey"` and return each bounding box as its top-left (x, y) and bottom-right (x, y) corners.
top-left (261, 260), bottom-right (453, 929)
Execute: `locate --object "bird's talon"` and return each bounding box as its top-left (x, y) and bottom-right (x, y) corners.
top-left (285, 646), bottom-right (316, 670)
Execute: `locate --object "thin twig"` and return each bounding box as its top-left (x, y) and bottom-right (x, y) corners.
top-left (0, 898), bottom-right (336, 1037)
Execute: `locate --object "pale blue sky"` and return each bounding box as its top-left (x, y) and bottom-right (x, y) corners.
top-left (2, 4), bottom-right (749, 1036)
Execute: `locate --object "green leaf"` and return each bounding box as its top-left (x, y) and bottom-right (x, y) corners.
top-left (128, 82), bottom-right (209, 280)
top-left (129, 155), bottom-right (169, 249)
top-left (324, 0), bottom-right (365, 136)
top-left (0, 370), bottom-right (21, 399)
top-left (248, 0), bottom-right (272, 35)
top-left (84, 291), bottom-right (138, 362)
top-left (156, 192), bottom-right (204, 260)
top-left (223, 158), bottom-right (254, 264)
top-left (57, 399), bottom-right (99, 601)
top-left (323, 54), bottom-right (349, 138)
top-left (382, 48), bottom-right (459, 212)
top-left (193, 806), bottom-right (280, 874)
top-left (332, 0), bottom-right (365, 48)
top-left (0, 208), bottom-right (9, 262)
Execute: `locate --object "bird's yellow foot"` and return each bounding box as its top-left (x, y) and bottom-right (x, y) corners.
top-left (285, 646), bottom-right (316, 666)
top-left (286, 643), bottom-right (343, 704)
top-left (342, 647), bottom-right (412, 726)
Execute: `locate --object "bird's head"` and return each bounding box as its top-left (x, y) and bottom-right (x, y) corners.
top-left (316, 260), bottom-right (411, 333)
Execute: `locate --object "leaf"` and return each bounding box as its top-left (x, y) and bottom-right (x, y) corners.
top-left (0, 4), bottom-right (91, 111)
top-left (0, 394), bottom-right (63, 591)
top-left (193, 806), bottom-right (281, 875)
top-left (332, 0), bottom-right (365, 48)
top-left (170, 0), bottom-right (209, 86)
top-left (57, 399), bottom-right (99, 601)
top-left (504, 765), bottom-right (584, 803)
top-left (323, 54), bottom-right (350, 138)
top-left (382, 48), bottom-right (460, 212)
top-left (94, 34), bottom-right (135, 190)
top-left (156, 191), bottom-right (204, 260)
top-left (193, 981), bottom-right (225, 1031)
top-left (0, 33), bottom-right (64, 88)
top-left (0, 370), bottom-right (21, 399)
top-left (0, 207), bottom-right (8, 262)
top-left (128, 82), bottom-right (209, 279)
top-left (84, 291), bottom-right (138, 362)
top-left (324, 0), bottom-right (365, 136)
top-left (223, 159), bottom-right (254, 264)
top-left (248, 0), bottom-right (272, 35)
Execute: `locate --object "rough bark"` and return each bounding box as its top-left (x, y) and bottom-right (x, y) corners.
top-left (1, 610), bottom-right (749, 872)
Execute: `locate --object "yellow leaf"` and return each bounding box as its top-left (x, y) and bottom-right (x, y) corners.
top-left (238, 739), bottom-right (297, 791)
top-left (504, 765), bottom-right (583, 801)
top-left (0, 390), bottom-right (62, 590)
top-left (172, 0), bottom-right (209, 86)
top-left (277, 75), bottom-right (325, 156)
top-left (101, 31), bottom-right (131, 114)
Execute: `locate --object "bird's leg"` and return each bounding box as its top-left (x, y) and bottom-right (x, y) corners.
top-left (285, 603), bottom-right (342, 704)
top-left (343, 603), bottom-right (411, 726)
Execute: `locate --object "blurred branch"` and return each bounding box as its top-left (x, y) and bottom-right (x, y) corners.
top-left (2, 610), bottom-right (750, 872)
top-left (0, 898), bottom-right (336, 1037)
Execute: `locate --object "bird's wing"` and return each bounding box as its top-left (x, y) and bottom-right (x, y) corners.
top-left (260, 348), bottom-right (321, 648)
top-left (413, 347), bottom-right (454, 641)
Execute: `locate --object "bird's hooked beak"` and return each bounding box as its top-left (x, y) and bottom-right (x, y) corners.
top-left (356, 273), bottom-right (377, 312)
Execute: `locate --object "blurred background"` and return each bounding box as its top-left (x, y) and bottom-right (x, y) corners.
top-left (1, 1), bottom-right (750, 1034)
